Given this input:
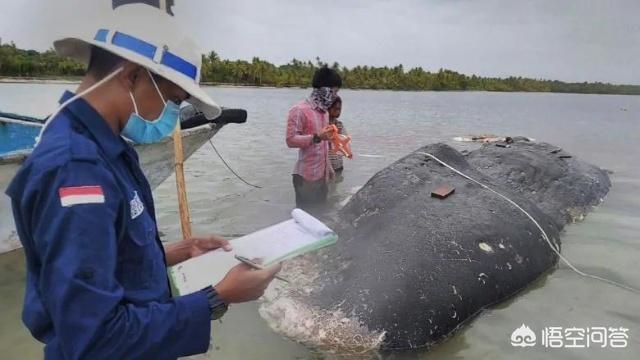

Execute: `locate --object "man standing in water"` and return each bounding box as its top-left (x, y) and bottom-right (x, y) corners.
top-left (5, 4), bottom-right (280, 359)
top-left (286, 66), bottom-right (342, 211)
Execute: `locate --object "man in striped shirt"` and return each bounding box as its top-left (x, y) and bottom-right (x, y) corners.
top-left (286, 67), bottom-right (342, 211)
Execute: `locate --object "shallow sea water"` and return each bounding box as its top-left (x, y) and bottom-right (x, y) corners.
top-left (0, 84), bottom-right (638, 359)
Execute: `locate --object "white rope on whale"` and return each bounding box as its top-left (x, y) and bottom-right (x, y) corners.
top-left (418, 151), bottom-right (640, 294)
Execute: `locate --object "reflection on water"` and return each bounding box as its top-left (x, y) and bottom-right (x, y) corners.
top-left (1, 85), bottom-right (639, 359)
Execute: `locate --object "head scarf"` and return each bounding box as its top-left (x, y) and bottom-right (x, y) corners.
top-left (309, 87), bottom-right (338, 112)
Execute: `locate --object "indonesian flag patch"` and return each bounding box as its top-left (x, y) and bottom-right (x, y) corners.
top-left (59, 186), bottom-right (105, 207)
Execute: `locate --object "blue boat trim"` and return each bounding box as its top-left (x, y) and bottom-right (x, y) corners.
top-left (0, 111), bottom-right (44, 124)
top-left (0, 122), bottom-right (40, 155)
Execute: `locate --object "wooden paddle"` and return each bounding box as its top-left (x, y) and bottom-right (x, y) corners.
top-left (172, 121), bottom-right (192, 239)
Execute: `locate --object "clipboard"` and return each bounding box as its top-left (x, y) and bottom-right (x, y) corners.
top-left (168, 209), bottom-right (338, 295)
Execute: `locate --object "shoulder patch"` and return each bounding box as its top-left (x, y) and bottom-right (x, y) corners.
top-left (130, 191), bottom-right (145, 219)
top-left (59, 186), bottom-right (105, 207)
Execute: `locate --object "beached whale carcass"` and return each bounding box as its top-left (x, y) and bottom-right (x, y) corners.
top-left (259, 139), bottom-right (610, 354)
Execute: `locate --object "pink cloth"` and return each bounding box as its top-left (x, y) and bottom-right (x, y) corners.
top-left (286, 100), bottom-right (334, 181)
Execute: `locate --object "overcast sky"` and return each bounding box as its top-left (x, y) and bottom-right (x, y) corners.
top-left (1, 0), bottom-right (638, 84)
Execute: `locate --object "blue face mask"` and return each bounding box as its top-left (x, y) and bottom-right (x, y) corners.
top-left (122, 70), bottom-right (180, 144)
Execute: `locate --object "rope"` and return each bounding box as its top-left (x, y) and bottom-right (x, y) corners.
top-left (418, 151), bottom-right (640, 294)
top-left (209, 139), bottom-right (262, 189)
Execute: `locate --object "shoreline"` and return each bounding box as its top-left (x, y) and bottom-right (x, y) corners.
top-left (1, 77), bottom-right (638, 96)
top-left (0, 77), bottom-right (298, 89)
top-left (0, 77), bottom-right (81, 85)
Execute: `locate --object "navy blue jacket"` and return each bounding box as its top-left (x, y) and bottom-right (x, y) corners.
top-left (5, 92), bottom-right (211, 359)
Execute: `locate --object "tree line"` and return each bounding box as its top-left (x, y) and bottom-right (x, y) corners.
top-left (1, 41), bottom-right (639, 95)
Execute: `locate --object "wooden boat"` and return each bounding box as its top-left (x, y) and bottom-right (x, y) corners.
top-left (0, 108), bottom-right (246, 254)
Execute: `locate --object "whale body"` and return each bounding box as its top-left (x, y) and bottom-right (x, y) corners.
top-left (260, 140), bottom-right (610, 355)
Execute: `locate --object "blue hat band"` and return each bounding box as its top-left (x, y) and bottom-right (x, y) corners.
top-left (94, 29), bottom-right (197, 81)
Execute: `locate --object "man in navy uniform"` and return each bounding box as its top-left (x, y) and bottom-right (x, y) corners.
top-left (5, 4), bottom-right (280, 359)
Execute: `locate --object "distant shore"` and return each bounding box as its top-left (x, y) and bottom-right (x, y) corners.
top-left (0, 77), bottom-right (81, 85)
top-left (0, 77), bottom-right (297, 89)
top-left (3, 42), bottom-right (639, 95)
top-left (1, 76), bottom-right (638, 96)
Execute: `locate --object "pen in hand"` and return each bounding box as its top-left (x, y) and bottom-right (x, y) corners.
top-left (235, 255), bottom-right (290, 283)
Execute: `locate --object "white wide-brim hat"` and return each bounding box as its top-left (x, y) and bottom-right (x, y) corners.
top-left (53, 3), bottom-right (221, 120)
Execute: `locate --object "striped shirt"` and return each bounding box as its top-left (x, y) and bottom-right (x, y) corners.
top-left (286, 100), bottom-right (333, 181)
top-left (328, 120), bottom-right (347, 171)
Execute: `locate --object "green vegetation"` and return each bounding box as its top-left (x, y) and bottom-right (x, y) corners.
top-left (2, 42), bottom-right (639, 95)
top-left (0, 42), bottom-right (85, 78)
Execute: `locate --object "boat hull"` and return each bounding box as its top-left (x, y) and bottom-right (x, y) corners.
top-left (0, 156), bottom-right (22, 253)
top-left (0, 123), bottom-right (222, 254)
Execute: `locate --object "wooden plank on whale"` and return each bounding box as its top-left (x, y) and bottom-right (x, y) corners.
top-left (431, 185), bottom-right (455, 199)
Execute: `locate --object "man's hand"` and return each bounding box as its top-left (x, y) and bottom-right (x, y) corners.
top-left (187, 235), bottom-right (232, 258)
top-left (214, 262), bottom-right (283, 303)
top-left (164, 235), bottom-right (232, 267)
top-left (318, 127), bottom-right (335, 141)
